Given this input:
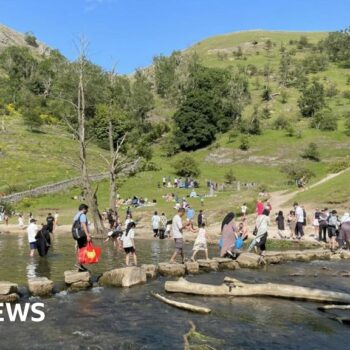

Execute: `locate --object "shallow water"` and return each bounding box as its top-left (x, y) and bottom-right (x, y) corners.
top-left (0, 233), bottom-right (349, 349)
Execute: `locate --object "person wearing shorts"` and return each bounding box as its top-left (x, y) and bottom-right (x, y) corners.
top-left (170, 208), bottom-right (187, 263)
top-left (73, 204), bottom-right (91, 271)
top-left (119, 221), bottom-right (137, 266)
top-left (27, 218), bottom-right (39, 257)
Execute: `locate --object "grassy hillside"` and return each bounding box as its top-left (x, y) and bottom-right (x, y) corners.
top-left (0, 116), bottom-right (108, 194)
top-left (3, 30), bottom-right (350, 224)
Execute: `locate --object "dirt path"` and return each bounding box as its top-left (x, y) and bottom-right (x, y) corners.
top-left (269, 168), bottom-right (350, 211)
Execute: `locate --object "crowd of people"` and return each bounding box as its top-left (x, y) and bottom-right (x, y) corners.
top-left (13, 194), bottom-right (350, 272)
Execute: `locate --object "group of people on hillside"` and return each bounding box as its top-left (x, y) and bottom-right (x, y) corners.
top-left (161, 176), bottom-right (199, 189)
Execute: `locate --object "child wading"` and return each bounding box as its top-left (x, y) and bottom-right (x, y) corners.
top-left (191, 223), bottom-right (211, 261)
top-left (119, 221), bottom-right (137, 266)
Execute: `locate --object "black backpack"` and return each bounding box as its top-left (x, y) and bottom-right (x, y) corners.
top-left (71, 214), bottom-right (86, 240)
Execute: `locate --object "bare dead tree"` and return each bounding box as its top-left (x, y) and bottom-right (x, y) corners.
top-left (59, 37), bottom-right (105, 236)
top-left (100, 69), bottom-right (140, 212)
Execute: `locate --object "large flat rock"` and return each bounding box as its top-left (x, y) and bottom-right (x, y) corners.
top-left (212, 257), bottom-right (237, 270)
top-left (197, 259), bottom-right (219, 271)
top-left (64, 270), bottom-right (91, 285)
top-left (99, 267), bottom-right (146, 288)
top-left (158, 263), bottom-right (186, 277)
top-left (236, 253), bottom-right (260, 268)
top-left (28, 277), bottom-right (53, 297)
top-left (0, 281), bottom-right (18, 295)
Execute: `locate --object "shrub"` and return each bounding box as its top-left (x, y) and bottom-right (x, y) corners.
top-left (325, 83), bottom-right (338, 97)
top-left (161, 137), bottom-right (180, 157)
top-left (239, 135), bottom-right (250, 151)
top-left (310, 110), bottom-right (337, 131)
top-left (224, 169), bottom-right (236, 184)
top-left (261, 85), bottom-right (272, 101)
top-left (228, 129), bottom-right (239, 143)
top-left (280, 165), bottom-right (315, 184)
top-left (0, 201), bottom-right (14, 214)
top-left (301, 142), bottom-right (320, 161)
top-left (280, 89), bottom-right (288, 104)
top-left (342, 91), bottom-right (350, 99)
top-left (260, 106), bottom-right (271, 119)
top-left (285, 124), bottom-right (295, 136)
top-left (273, 116), bottom-right (290, 130)
top-left (173, 155), bottom-right (201, 178)
top-left (24, 32), bottom-right (38, 47)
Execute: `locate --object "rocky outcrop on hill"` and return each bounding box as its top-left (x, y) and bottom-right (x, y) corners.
top-left (0, 24), bottom-right (50, 55)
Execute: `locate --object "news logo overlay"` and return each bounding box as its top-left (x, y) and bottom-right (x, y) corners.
top-left (0, 303), bottom-right (45, 322)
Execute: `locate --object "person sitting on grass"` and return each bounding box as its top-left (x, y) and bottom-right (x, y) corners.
top-left (191, 223), bottom-right (211, 261)
top-left (119, 221), bottom-right (137, 266)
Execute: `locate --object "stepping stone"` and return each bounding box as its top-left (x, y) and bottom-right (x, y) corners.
top-left (158, 263), bottom-right (186, 277)
top-left (185, 261), bottom-right (199, 274)
top-left (28, 277), bottom-right (54, 297)
top-left (141, 264), bottom-right (158, 279)
top-left (197, 259), bottom-right (219, 272)
top-left (99, 267), bottom-right (146, 288)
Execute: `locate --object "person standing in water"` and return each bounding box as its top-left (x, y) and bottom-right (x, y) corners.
top-left (151, 211), bottom-right (161, 238)
top-left (72, 204), bottom-right (91, 272)
top-left (170, 208), bottom-right (187, 263)
top-left (46, 213), bottom-right (55, 234)
top-left (27, 218), bottom-right (39, 257)
top-left (119, 221), bottom-right (137, 266)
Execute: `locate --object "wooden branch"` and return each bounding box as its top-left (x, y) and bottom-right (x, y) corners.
top-left (318, 305), bottom-right (350, 311)
top-left (151, 292), bottom-right (211, 314)
top-left (165, 277), bottom-right (350, 304)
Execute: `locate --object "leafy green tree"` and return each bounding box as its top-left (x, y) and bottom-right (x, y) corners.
top-left (130, 70), bottom-right (154, 123)
top-left (298, 81), bottom-right (326, 117)
top-left (173, 155), bottom-right (200, 177)
top-left (153, 51), bottom-right (181, 99)
top-left (173, 91), bottom-right (217, 151)
top-left (323, 27), bottom-right (350, 66)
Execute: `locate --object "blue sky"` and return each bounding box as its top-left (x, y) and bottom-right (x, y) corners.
top-left (0, 0), bottom-right (349, 73)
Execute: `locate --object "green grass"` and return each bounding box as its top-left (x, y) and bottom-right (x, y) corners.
top-left (4, 30), bottom-right (350, 222)
top-left (0, 117), bottom-right (108, 194)
top-left (291, 169), bottom-right (350, 208)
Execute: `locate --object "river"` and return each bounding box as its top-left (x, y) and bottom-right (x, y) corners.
top-left (0, 232), bottom-right (349, 349)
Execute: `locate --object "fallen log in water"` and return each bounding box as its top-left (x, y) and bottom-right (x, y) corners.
top-left (165, 277), bottom-right (350, 304)
top-left (318, 304), bottom-right (350, 311)
top-left (151, 291), bottom-right (211, 314)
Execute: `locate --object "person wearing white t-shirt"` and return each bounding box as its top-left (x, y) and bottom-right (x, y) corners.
top-left (294, 202), bottom-right (304, 239)
top-left (27, 218), bottom-right (39, 257)
top-left (151, 211), bottom-right (161, 238)
top-left (119, 221), bottom-right (137, 266)
top-left (241, 203), bottom-right (248, 217)
top-left (170, 208), bottom-right (187, 263)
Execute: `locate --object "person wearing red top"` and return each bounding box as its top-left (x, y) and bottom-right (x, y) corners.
top-left (256, 200), bottom-right (264, 216)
